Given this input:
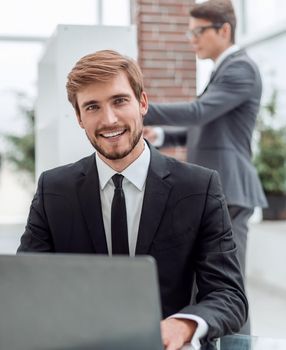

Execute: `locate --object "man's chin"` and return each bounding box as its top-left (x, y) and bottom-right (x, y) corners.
top-left (94, 145), bottom-right (132, 161)
top-left (197, 52), bottom-right (206, 59)
top-left (101, 151), bottom-right (131, 161)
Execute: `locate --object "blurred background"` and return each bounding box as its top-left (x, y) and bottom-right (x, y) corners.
top-left (0, 0), bottom-right (285, 340)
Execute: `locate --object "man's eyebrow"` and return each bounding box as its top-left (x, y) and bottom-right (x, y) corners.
top-left (110, 93), bottom-right (131, 100)
top-left (81, 100), bottom-right (98, 109)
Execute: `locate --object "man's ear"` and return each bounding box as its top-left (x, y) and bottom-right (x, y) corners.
top-left (76, 113), bottom-right (84, 129)
top-left (221, 23), bottom-right (232, 42)
top-left (140, 91), bottom-right (149, 118)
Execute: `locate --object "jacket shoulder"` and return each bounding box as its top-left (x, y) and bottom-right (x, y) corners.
top-left (224, 50), bottom-right (260, 76)
top-left (39, 154), bottom-right (94, 186)
top-left (165, 156), bottom-right (220, 193)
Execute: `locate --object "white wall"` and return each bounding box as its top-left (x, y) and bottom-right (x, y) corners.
top-left (36, 24), bottom-right (137, 178)
top-left (240, 27), bottom-right (286, 127)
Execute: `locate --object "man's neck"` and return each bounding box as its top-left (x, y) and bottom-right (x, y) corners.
top-left (213, 43), bottom-right (233, 62)
top-left (98, 139), bottom-right (145, 173)
top-left (212, 44), bottom-right (240, 72)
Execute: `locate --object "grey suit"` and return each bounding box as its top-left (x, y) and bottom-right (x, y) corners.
top-left (145, 51), bottom-right (267, 334)
top-left (145, 49), bottom-right (267, 210)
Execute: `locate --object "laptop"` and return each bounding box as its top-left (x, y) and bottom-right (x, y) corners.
top-left (0, 254), bottom-right (163, 350)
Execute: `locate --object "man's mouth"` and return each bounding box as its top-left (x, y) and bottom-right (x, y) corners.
top-left (100, 129), bottom-right (126, 139)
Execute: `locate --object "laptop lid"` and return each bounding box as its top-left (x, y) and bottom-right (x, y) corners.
top-left (0, 254), bottom-right (163, 350)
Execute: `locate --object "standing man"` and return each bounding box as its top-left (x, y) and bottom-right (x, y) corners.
top-left (18, 50), bottom-right (247, 349)
top-left (144, 0), bottom-right (267, 324)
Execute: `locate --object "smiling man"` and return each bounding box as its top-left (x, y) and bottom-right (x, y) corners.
top-left (18, 50), bottom-right (247, 349)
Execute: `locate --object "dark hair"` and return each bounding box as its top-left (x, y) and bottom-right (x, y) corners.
top-left (66, 50), bottom-right (144, 116)
top-left (190, 0), bottom-right (236, 43)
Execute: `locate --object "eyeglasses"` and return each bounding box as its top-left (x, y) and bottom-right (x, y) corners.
top-left (186, 23), bottom-right (223, 39)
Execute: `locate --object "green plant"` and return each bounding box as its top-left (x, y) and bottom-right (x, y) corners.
top-left (4, 93), bottom-right (35, 180)
top-left (254, 91), bottom-right (286, 195)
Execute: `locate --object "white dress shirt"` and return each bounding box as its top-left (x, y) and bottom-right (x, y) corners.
top-left (95, 142), bottom-right (208, 349)
top-left (96, 142), bottom-right (150, 257)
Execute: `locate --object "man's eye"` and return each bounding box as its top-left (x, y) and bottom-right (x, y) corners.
top-left (114, 97), bottom-right (128, 105)
top-left (86, 105), bottom-right (99, 111)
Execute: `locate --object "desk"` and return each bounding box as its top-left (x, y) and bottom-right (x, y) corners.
top-left (218, 334), bottom-right (286, 350)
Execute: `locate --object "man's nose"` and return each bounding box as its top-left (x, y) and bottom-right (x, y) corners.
top-left (102, 106), bottom-right (118, 124)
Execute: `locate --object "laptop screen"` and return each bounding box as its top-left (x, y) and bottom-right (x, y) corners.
top-left (0, 254), bottom-right (163, 350)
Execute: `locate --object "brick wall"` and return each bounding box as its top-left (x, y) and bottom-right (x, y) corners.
top-left (132, 0), bottom-right (196, 160)
top-left (133, 0), bottom-right (196, 103)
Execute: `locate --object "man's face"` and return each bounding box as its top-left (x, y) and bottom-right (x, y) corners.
top-left (76, 72), bottom-right (148, 170)
top-left (188, 17), bottom-right (227, 61)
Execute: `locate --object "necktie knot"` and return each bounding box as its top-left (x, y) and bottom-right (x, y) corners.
top-left (112, 174), bottom-right (124, 189)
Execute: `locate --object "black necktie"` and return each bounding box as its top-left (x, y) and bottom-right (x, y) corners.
top-left (111, 174), bottom-right (129, 255)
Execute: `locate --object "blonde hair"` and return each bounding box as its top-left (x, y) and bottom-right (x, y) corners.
top-left (66, 50), bottom-right (144, 115)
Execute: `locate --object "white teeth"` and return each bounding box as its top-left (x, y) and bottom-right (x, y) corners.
top-left (102, 129), bottom-right (125, 138)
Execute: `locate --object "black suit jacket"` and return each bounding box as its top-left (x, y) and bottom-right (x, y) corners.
top-left (18, 145), bottom-right (247, 343)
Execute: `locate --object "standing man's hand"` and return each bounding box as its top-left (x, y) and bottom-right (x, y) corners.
top-left (143, 126), bottom-right (159, 144)
top-left (161, 318), bottom-right (197, 350)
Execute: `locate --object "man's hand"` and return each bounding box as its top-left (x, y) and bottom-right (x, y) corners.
top-left (161, 318), bottom-right (197, 350)
top-left (143, 126), bottom-right (158, 144)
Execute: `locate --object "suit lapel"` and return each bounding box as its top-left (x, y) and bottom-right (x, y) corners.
top-left (199, 49), bottom-right (245, 97)
top-left (77, 155), bottom-right (108, 254)
top-left (136, 146), bottom-right (172, 255)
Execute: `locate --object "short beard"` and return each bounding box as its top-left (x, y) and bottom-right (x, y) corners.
top-left (87, 128), bottom-right (142, 160)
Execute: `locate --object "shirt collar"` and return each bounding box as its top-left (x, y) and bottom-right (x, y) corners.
top-left (213, 44), bottom-right (240, 71)
top-left (95, 141), bottom-right (150, 191)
